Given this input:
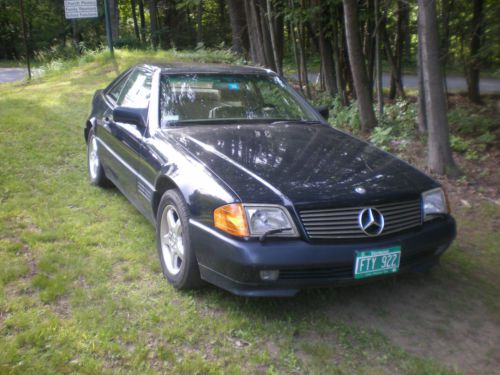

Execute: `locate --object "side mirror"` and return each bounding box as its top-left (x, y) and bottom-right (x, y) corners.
top-left (315, 105), bottom-right (329, 120)
top-left (113, 106), bottom-right (148, 128)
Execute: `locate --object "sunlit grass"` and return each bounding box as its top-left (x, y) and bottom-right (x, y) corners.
top-left (0, 50), bottom-right (497, 374)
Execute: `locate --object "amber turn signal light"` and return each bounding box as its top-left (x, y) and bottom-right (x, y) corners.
top-left (214, 203), bottom-right (249, 237)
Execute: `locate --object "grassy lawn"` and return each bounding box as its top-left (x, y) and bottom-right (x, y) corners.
top-left (0, 50), bottom-right (498, 374)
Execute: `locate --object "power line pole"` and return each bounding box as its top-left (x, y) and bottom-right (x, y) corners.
top-left (19, 0), bottom-right (31, 80)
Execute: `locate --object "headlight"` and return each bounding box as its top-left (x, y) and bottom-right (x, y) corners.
top-left (245, 205), bottom-right (298, 237)
top-left (214, 203), bottom-right (298, 238)
top-left (422, 188), bottom-right (448, 221)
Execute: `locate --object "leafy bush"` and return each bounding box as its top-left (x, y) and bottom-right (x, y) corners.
top-left (448, 107), bottom-right (496, 135)
top-left (313, 94), bottom-right (361, 132)
top-left (447, 105), bottom-right (497, 161)
top-left (450, 135), bottom-right (472, 153)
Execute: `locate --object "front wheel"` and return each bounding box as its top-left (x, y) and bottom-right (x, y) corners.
top-left (156, 190), bottom-right (203, 289)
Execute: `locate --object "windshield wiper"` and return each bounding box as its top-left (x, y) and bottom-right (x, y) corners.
top-left (270, 120), bottom-right (322, 125)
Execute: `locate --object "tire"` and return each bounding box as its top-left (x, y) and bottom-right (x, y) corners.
top-left (87, 129), bottom-right (110, 187)
top-left (156, 190), bottom-right (203, 289)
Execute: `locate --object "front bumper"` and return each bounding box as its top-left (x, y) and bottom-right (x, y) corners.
top-left (190, 216), bottom-right (456, 297)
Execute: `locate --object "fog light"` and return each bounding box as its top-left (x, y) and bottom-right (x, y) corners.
top-left (260, 270), bottom-right (280, 281)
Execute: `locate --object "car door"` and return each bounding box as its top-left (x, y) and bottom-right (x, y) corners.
top-left (100, 68), bottom-right (152, 205)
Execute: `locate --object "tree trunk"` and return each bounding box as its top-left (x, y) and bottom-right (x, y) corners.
top-left (138, 0), bottom-right (147, 43)
top-left (275, 2), bottom-right (285, 65)
top-left (131, 0), bottom-right (140, 41)
top-left (289, 20), bottom-right (304, 95)
top-left (196, 0), bottom-right (204, 45)
top-left (467, 0), bottom-right (483, 104)
top-left (417, 14), bottom-right (427, 134)
top-left (364, 0), bottom-right (375, 90)
top-left (266, 0), bottom-right (282, 75)
top-left (228, 0), bottom-right (249, 54)
top-left (418, 0), bottom-right (458, 176)
top-left (149, 0), bottom-right (158, 49)
top-left (331, 5), bottom-right (347, 104)
top-left (108, 0), bottom-right (119, 40)
top-left (244, 0), bottom-right (266, 65)
top-left (218, 0), bottom-right (226, 37)
top-left (374, 0), bottom-right (383, 115)
top-left (440, 0), bottom-right (453, 103)
top-left (257, 0), bottom-right (277, 71)
top-left (315, 0), bottom-right (337, 96)
top-left (380, 8), bottom-right (405, 99)
top-left (389, 0), bottom-right (409, 99)
top-left (343, 0), bottom-right (377, 132)
top-left (296, 0), bottom-right (310, 98)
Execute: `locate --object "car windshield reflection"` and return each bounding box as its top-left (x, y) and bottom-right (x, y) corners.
top-left (159, 74), bottom-right (318, 127)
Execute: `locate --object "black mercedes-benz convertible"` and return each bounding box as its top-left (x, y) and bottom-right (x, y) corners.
top-left (84, 63), bottom-right (456, 296)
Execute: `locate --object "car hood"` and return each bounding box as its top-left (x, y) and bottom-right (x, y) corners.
top-left (163, 123), bottom-right (437, 206)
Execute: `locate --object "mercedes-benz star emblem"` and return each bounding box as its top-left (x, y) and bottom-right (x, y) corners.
top-left (358, 208), bottom-right (385, 236)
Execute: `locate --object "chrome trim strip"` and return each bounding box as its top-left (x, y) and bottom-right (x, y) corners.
top-left (96, 137), bottom-right (155, 191)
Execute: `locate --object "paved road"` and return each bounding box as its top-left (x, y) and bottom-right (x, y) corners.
top-left (1, 67), bottom-right (499, 92)
top-left (290, 72), bottom-right (500, 93)
top-left (0, 68), bottom-right (26, 83)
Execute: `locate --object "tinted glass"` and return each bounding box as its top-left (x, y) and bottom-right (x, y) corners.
top-left (118, 69), bottom-right (152, 108)
top-left (159, 74), bottom-right (318, 126)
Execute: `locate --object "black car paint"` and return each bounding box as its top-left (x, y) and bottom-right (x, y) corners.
top-left (85, 64), bottom-right (455, 296)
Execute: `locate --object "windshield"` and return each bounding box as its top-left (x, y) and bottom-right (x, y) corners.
top-left (159, 73), bottom-right (319, 126)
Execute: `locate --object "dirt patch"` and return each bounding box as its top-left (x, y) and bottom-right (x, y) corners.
top-left (319, 272), bottom-right (499, 375)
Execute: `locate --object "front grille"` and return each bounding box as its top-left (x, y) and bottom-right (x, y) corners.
top-left (300, 199), bottom-right (422, 239)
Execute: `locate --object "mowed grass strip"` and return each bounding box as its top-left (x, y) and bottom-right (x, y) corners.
top-left (0, 50), bottom-right (496, 374)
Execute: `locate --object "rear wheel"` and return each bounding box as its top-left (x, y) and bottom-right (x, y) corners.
top-left (87, 129), bottom-right (110, 187)
top-left (156, 190), bottom-right (203, 289)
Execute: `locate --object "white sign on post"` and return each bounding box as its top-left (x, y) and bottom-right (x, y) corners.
top-left (64, 0), bottom-right (98, 19)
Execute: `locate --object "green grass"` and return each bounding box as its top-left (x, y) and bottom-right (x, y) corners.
top-left (0, 49), bottom-right (498, 374)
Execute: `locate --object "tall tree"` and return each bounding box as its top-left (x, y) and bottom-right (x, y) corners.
top-left (314, 0), bottom-right (337, 96)
top-left (374, 0), bottom-right (383, 115)
top-left (131, 0), bottom-right (140, 41)
top-left (149, 0), bottom-right (158, 49)
top-left (417, 13), bottom-right (427, 133)
top-left (138, 0), bottom-right (147, 43)
top-left (266, 0), bottom-right (282, 75)
top-left (196, 0), bottom-right (204, 45)
top-left (228, 0), bottom-right (250, 54)
top-left (343, 0), bottom-right (377, 132)
top-left (389, 0), bottom-right (409, 99)
top-left (109, 0), bottom-right (120, 40)
top-left (244, 0), bottom-right (277, 71)
top-left (418, 0), bottom-right (458, 176)
top-left (380, 4), bottom-right (405, 99)
top-left (467, 0), bottom-right (483, 103)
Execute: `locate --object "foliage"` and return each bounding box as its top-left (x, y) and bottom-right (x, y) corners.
top-left (447, 106), bottom-right (498, 160)
top-left (314, 94), bottom-right (361, 132)
top-left (371, 100), bottom-right (418, 150)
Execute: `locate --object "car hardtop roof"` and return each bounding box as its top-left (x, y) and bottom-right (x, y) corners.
top-left (137, 62), bottom-right (275, 76)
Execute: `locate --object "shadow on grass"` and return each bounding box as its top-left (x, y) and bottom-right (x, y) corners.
top-left (190, 265), bottom-right (499, 374)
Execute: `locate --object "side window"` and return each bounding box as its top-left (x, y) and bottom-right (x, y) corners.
top-left (107, 73), bottom-right (130, 103)
top-left (117, 70), bottom-right (152, 108)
